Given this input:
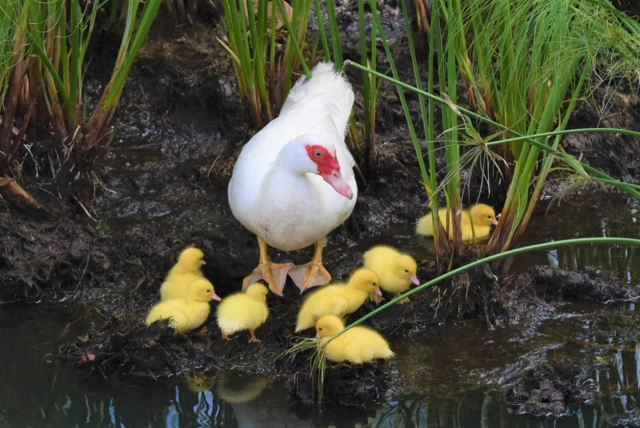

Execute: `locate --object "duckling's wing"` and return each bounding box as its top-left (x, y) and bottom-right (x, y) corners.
top-left (313, 294), bottom-right (349, 319)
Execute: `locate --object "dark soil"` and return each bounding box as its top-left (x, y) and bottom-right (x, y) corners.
top-left (2, 7), bottom-right (640, 410)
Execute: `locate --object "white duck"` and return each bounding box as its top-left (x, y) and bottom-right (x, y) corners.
top-left (228, 62), bottom-right (357, 296)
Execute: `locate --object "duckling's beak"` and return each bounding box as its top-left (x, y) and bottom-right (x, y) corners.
top-left (201, 260), bottom-right (207, 265)
top-left (211, 293), bottom-right (222, 301)
top-left (492, 219), bottom-right (499, 226)
top-left (374, 287), bottom-right (382, 296)
top-left (410, 275), bottom-right (420, 285)
top-left (321, 169), bottom-right (353, 199)
top-left (315, 333), bottom-right (321, 339)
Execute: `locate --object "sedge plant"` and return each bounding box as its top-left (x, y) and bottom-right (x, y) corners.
top-left (0, 0), bottom-right (162, 188)
top-left (218, 0), bottom-right (311, 129)
top-left (355, 0), bottom-right (640, 274)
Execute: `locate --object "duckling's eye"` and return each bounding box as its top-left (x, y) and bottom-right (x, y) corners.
top-left (404, 269), bottom-right (409, 273)
top-left (206, 289), bottom-right (212, 293)
top-left (373, 282), bottom-right (378, 286)
top-left (318, 327), bottom-right (323, 331)
top-left (314, 150), bottom-right (323, 158)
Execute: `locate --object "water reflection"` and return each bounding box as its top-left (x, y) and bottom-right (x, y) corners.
top-left (3, 301), bottom-right (640, 427)
top-left (517, 192), bottom-right (640, 285)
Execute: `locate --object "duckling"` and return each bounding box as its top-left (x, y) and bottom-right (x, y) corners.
top-left (216, 283), bottom-right (270, 343)
top-left (416, 203), bottom-right (498, 242)
top-left (315, 315), bottom-right (395, 364)
top-left (295, 268), bottom-right (381, 332)
top-left (363, 245), bottom-right (419, 304)
top-left (146, 279), bottom-right (221, 333)
top-left (160, 247), bottom-right (207, 300)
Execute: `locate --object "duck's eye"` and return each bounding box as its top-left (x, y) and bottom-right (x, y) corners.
top-left (373, 282), bottom-right (378, 286)
top-left (314, 150), bottom-right (323, 158)
top-left (404, 269), bottom-right (409, 273)
top-left (207, 289), bottom-right (212, 293)
top-left (318, 327), bottom-right (323, 331)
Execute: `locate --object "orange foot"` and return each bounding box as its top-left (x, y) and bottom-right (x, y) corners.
top-left (243, 237), bottom-right (293, 296)
top-left (394, 292), bottom-right (410, 304)
top-left (287, 238), bottom-right (332, 293)
top-left (248, 330), bottom-right (261, 343)
top-left (243, 261), bottom-right (293, 296)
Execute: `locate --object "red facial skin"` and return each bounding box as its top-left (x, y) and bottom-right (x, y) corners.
top-left (305, 145), bottom-right (353, 199)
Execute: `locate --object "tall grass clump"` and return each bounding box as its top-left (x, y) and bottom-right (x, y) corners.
top-left (353, 0), bottom-right (640, 272)
top-left (0, 0), bottom-right (162, 191)
top-left (0, 0), bottom-right (31, 174)
top-left (218, 0), bottom-right (311, 129)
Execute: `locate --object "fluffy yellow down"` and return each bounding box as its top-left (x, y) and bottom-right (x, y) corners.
top-left (315, 315), bottom-right (394, 364)
top-left (216, 283), bottom-right (269, 342)
top-left (159, 247), bottom-right (207, 300)
top-left (295, 268), bottom-right (380, 332)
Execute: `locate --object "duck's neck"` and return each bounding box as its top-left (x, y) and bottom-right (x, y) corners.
top-left (273, 138), bottom-right (319, 175)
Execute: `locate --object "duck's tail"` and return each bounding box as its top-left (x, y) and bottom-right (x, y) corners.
top-left (280, 62), bottom-right (354, 137)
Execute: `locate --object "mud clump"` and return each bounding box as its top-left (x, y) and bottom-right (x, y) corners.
top-left (503, 358), bottom-right (593, 418)
top-left (58, 316), bottom-right (218, 378)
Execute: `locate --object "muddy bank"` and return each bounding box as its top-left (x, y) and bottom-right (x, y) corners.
top-left (52, 262), bottom-right (639, 408)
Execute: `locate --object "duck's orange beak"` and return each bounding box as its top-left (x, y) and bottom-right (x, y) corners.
top-left (410, 275), bottom-right (420, 285)
top-left (211, 293), bottom-right (221, 301)
top-left (322, 169), bottom-right (353, 199)
top-left (374, 287), bottom-right (382, 296)
top-left (492, 219), bottom-right (499, 226)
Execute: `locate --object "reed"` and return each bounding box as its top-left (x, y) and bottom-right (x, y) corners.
top-left (0, 0), bottom-right (162, 184)
top-left (218, 0), bottom-right (311, 129)
top-left (352, 0), bottom-right (640, 272)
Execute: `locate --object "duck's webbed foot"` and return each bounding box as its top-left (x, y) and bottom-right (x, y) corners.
top-left (288, 238), bottom-right (332, 293)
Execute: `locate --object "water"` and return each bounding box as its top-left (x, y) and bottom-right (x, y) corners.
top-left (3, 191), bottom-right (640, 427)
top-left (5, 303), bottom-right (640, 426)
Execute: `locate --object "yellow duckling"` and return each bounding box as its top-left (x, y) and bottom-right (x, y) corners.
top-left (315, 315), bottom-right (395, 364)
top-left (146, 279), bottom-right (221, 333)
top-left (363, 245), bottom-right (419, 304)
top-left (216, 283), bottom-right (270, 343)
top-left (160, 247), bottom-right (207, 300)
top-left (295, 268), bottom-right (381, 332)
top-left (416, 203), bottom-right (498, 242)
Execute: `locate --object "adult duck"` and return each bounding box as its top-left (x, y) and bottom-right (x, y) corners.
top-left (228, 62), bottom-right (357, 296)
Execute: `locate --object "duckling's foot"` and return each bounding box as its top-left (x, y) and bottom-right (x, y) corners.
top-left (193, 326), bottom-right (208, 335)
top-left (242, 262), bottom-right (294, 297)
top-left (394, 292), bottom-right (410, 305)
top-left (369, 292), bottom-right (385, 305)
top-left (248, 330), bottom-right (261, 343)
top-left (288, 262), bottom-right (331, 294)
top-left (222, 334), bottom-right (233, 341)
